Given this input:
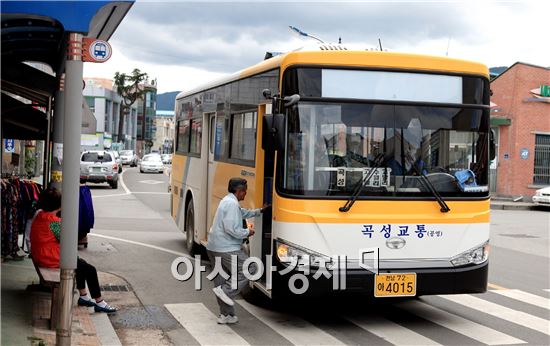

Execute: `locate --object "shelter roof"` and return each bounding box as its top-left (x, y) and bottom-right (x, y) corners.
top-left (1, 1), bottom-right (134, 139)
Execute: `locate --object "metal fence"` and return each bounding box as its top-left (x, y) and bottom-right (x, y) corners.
top-left (534, 134), bottom-right (550, 185)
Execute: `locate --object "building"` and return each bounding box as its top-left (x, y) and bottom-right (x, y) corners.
top-left (153, 110), bottom-right (175, 154)
top-left (82, 78), bottom-right (138, 151)
top-left (490, 62), bottom-right (550, 199)
top-left (136, 80), bottom-right (157, 156)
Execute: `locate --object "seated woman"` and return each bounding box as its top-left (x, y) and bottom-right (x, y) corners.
top-left (30, 188), bottom-right (117, 313)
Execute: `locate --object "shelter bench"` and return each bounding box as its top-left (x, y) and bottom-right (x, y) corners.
top-left (33, 262), bottom-right (60, 330)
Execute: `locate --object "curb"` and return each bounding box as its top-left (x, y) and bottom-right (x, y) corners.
top-left (490, 203), bottom-right (541, 211)
top-left (90, 313), bottom-right (122, 346)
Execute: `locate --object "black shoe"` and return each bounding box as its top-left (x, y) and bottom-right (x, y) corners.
top-left (10, 254), bottom-right (25, 261)
top-left (77, 297), bottom-right (96, 307)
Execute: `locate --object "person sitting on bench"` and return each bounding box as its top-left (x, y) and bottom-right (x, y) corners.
top-left (30, 188), bottom-right (117, 313)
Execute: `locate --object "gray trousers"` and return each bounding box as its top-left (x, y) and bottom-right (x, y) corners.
top-left (207, 249), bottom-right (256, 316)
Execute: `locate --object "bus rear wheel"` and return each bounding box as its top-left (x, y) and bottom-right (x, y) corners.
top-left (185, 200), bottom-right (199, 255)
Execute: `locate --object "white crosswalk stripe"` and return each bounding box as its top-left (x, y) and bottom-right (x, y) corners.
top-left (165, 289), bottom-right (550, 346)
top-left (491, 289), bottom-right (550, 310)
top-left (346, 314), bottom-right (442, 346)
top-left (440, 294), bottom-right (550, 336)
top-left (543, 289), bottom-right (550, 293)
top-left (165, 303), bottom-right (250, 345)
top-left (395, 300), bottom-right (526, 345)
top-left (236, 300), bottom-right (345, 345)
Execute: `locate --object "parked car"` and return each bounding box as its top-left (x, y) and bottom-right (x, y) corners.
top-left (120, 150), bottom-right (138, 167)
top-left (139, 154), bottom-right (164, 173)
top-left (532, 186), bottom-right (550, 207)
top-left (80, 150), bottom-right (119, 189)
top-left (110, 150), bottom-right (123, 173)
top-left (161, 154), bottom-right (172, 164)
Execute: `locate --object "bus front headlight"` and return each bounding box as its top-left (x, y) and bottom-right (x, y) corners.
top-left (275, 240), bottom-right (330, 268)
top-left (451, 242), bottom-right (490, 267)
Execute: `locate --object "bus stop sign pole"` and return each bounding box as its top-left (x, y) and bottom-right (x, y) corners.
top-left (57, 32), bottom-right (83, 346)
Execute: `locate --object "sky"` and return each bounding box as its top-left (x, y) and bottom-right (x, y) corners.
top-left (83, 1), bottom-right (550, 95)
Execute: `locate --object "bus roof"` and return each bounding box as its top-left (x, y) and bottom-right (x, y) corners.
top-left (176, 49), bottom-right (489, 100)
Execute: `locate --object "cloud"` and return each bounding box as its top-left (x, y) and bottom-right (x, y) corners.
top-left (86, 1), bottom-right (549, 93)
top-left (111, 2), bottom-right (484, 72)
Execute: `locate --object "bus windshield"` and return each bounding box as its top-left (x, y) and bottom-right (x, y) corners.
top-left (281, 102), bottom-right (490, 198)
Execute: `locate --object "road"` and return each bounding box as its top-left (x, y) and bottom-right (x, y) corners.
top-left (80, 166), bottom-right (550, 346)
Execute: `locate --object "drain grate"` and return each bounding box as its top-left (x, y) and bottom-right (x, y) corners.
top-left (100, 284), bottom-right (130, 292)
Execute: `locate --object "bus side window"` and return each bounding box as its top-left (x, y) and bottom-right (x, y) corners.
top-left (230, 112), bottom-right (257, 164)
top-left (209, 116), bottom-right (215, 154)
top-left (214, 116), bottom-right (227, 160)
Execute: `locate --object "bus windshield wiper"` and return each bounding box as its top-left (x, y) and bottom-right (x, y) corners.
top-left (408, 162), bottom-right (451, 213)
top-left (339, 154), bottom-right (384, 213)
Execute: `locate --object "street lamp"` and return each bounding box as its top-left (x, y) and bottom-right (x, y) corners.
top-left (288, 26), bottom-right (325, 43)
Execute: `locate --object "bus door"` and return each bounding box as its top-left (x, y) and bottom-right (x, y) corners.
top-left (206, 113), bottom-right (217, 238)
top-left (254, 103), bottom-right (275, 271)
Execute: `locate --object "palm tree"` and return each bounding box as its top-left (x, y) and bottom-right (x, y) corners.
top-left (113, 69), bottom-right (148, 144)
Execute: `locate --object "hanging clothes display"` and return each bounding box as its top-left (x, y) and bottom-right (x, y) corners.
top-left (78, 185), bottom-right (94, 247)
top-left (1, 177), bottom-right (42, 259)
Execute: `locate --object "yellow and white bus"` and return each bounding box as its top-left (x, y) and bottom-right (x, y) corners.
top-left (171, 46), bottom-right (492, 299)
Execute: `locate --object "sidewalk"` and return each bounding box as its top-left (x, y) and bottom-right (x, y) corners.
top-left (1, 257), bottom-right (160, 346)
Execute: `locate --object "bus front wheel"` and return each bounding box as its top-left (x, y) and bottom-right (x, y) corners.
top-left (185, 200), bottom-right (199, 255)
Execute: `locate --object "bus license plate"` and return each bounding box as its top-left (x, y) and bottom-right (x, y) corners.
top-left (374, 273), bottom-right (416, 297)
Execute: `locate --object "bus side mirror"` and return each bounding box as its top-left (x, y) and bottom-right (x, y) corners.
top-left (262, 113), bottom-right (285, 151)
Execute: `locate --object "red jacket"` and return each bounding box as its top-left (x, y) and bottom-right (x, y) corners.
top-left (30, 211), bottom-right (61, 268)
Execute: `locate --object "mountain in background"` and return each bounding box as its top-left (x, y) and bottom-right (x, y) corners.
top-left (489, 66), bottom-right (508, 77)
top-left (156, 91), bottom-right (180, 111)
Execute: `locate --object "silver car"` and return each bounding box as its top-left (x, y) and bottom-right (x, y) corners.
top-left (80, 150), bottom-right (119, 189)
top-left (120, 149), bottom-right (138, 167)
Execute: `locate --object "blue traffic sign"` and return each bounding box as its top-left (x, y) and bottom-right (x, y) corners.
top-left (4, 139), bottom-right (15, 153)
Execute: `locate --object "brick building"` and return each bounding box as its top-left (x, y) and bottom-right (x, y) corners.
top-left (490, 62), bottom-right (550, 199)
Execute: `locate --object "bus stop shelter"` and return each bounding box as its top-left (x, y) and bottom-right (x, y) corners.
top-left (1, 1), bottom-right (133, 344)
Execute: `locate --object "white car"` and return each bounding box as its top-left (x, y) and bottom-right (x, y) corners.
top-left (109, 150), bottom-right (123, 173)
top-left (139, 155), bottom-right (164, 173)
top-left (532, 186), bottom-right (550, 207)
top-left (161, 154), bottom-right (172, 164)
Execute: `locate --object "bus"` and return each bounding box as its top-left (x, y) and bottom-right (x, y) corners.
top-left (171, 45), bottom-right (492, 299)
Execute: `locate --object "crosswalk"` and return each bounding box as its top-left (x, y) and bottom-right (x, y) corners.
top-left (164, 288), bottom-right (550, 345)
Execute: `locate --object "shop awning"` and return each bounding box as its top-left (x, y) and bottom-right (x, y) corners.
top-left (490, 117), bottom-right (511, 126)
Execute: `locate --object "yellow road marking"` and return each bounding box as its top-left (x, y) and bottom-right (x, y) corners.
top-left (488, 283), bottom-right (509, 290)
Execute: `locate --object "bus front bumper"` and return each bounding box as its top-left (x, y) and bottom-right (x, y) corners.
top-left (273, 260), bottom-right (488, 297)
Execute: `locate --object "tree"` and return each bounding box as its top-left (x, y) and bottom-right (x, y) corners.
top-left (113, 69), bottom-right (148, 144)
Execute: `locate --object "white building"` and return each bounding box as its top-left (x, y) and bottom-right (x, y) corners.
top-left (154, 110), bottom-right (175, 154)
top-left (82, 78), bottom-right (138, 151)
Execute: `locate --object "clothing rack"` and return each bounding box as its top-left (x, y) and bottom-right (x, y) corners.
top-left (1, 173), bottom-right (34, 179)
top-left (2, 178), bottom-right (43, 256)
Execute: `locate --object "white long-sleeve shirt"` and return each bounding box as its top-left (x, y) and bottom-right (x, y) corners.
top-left (206, 193), bottom-right (261, 253)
